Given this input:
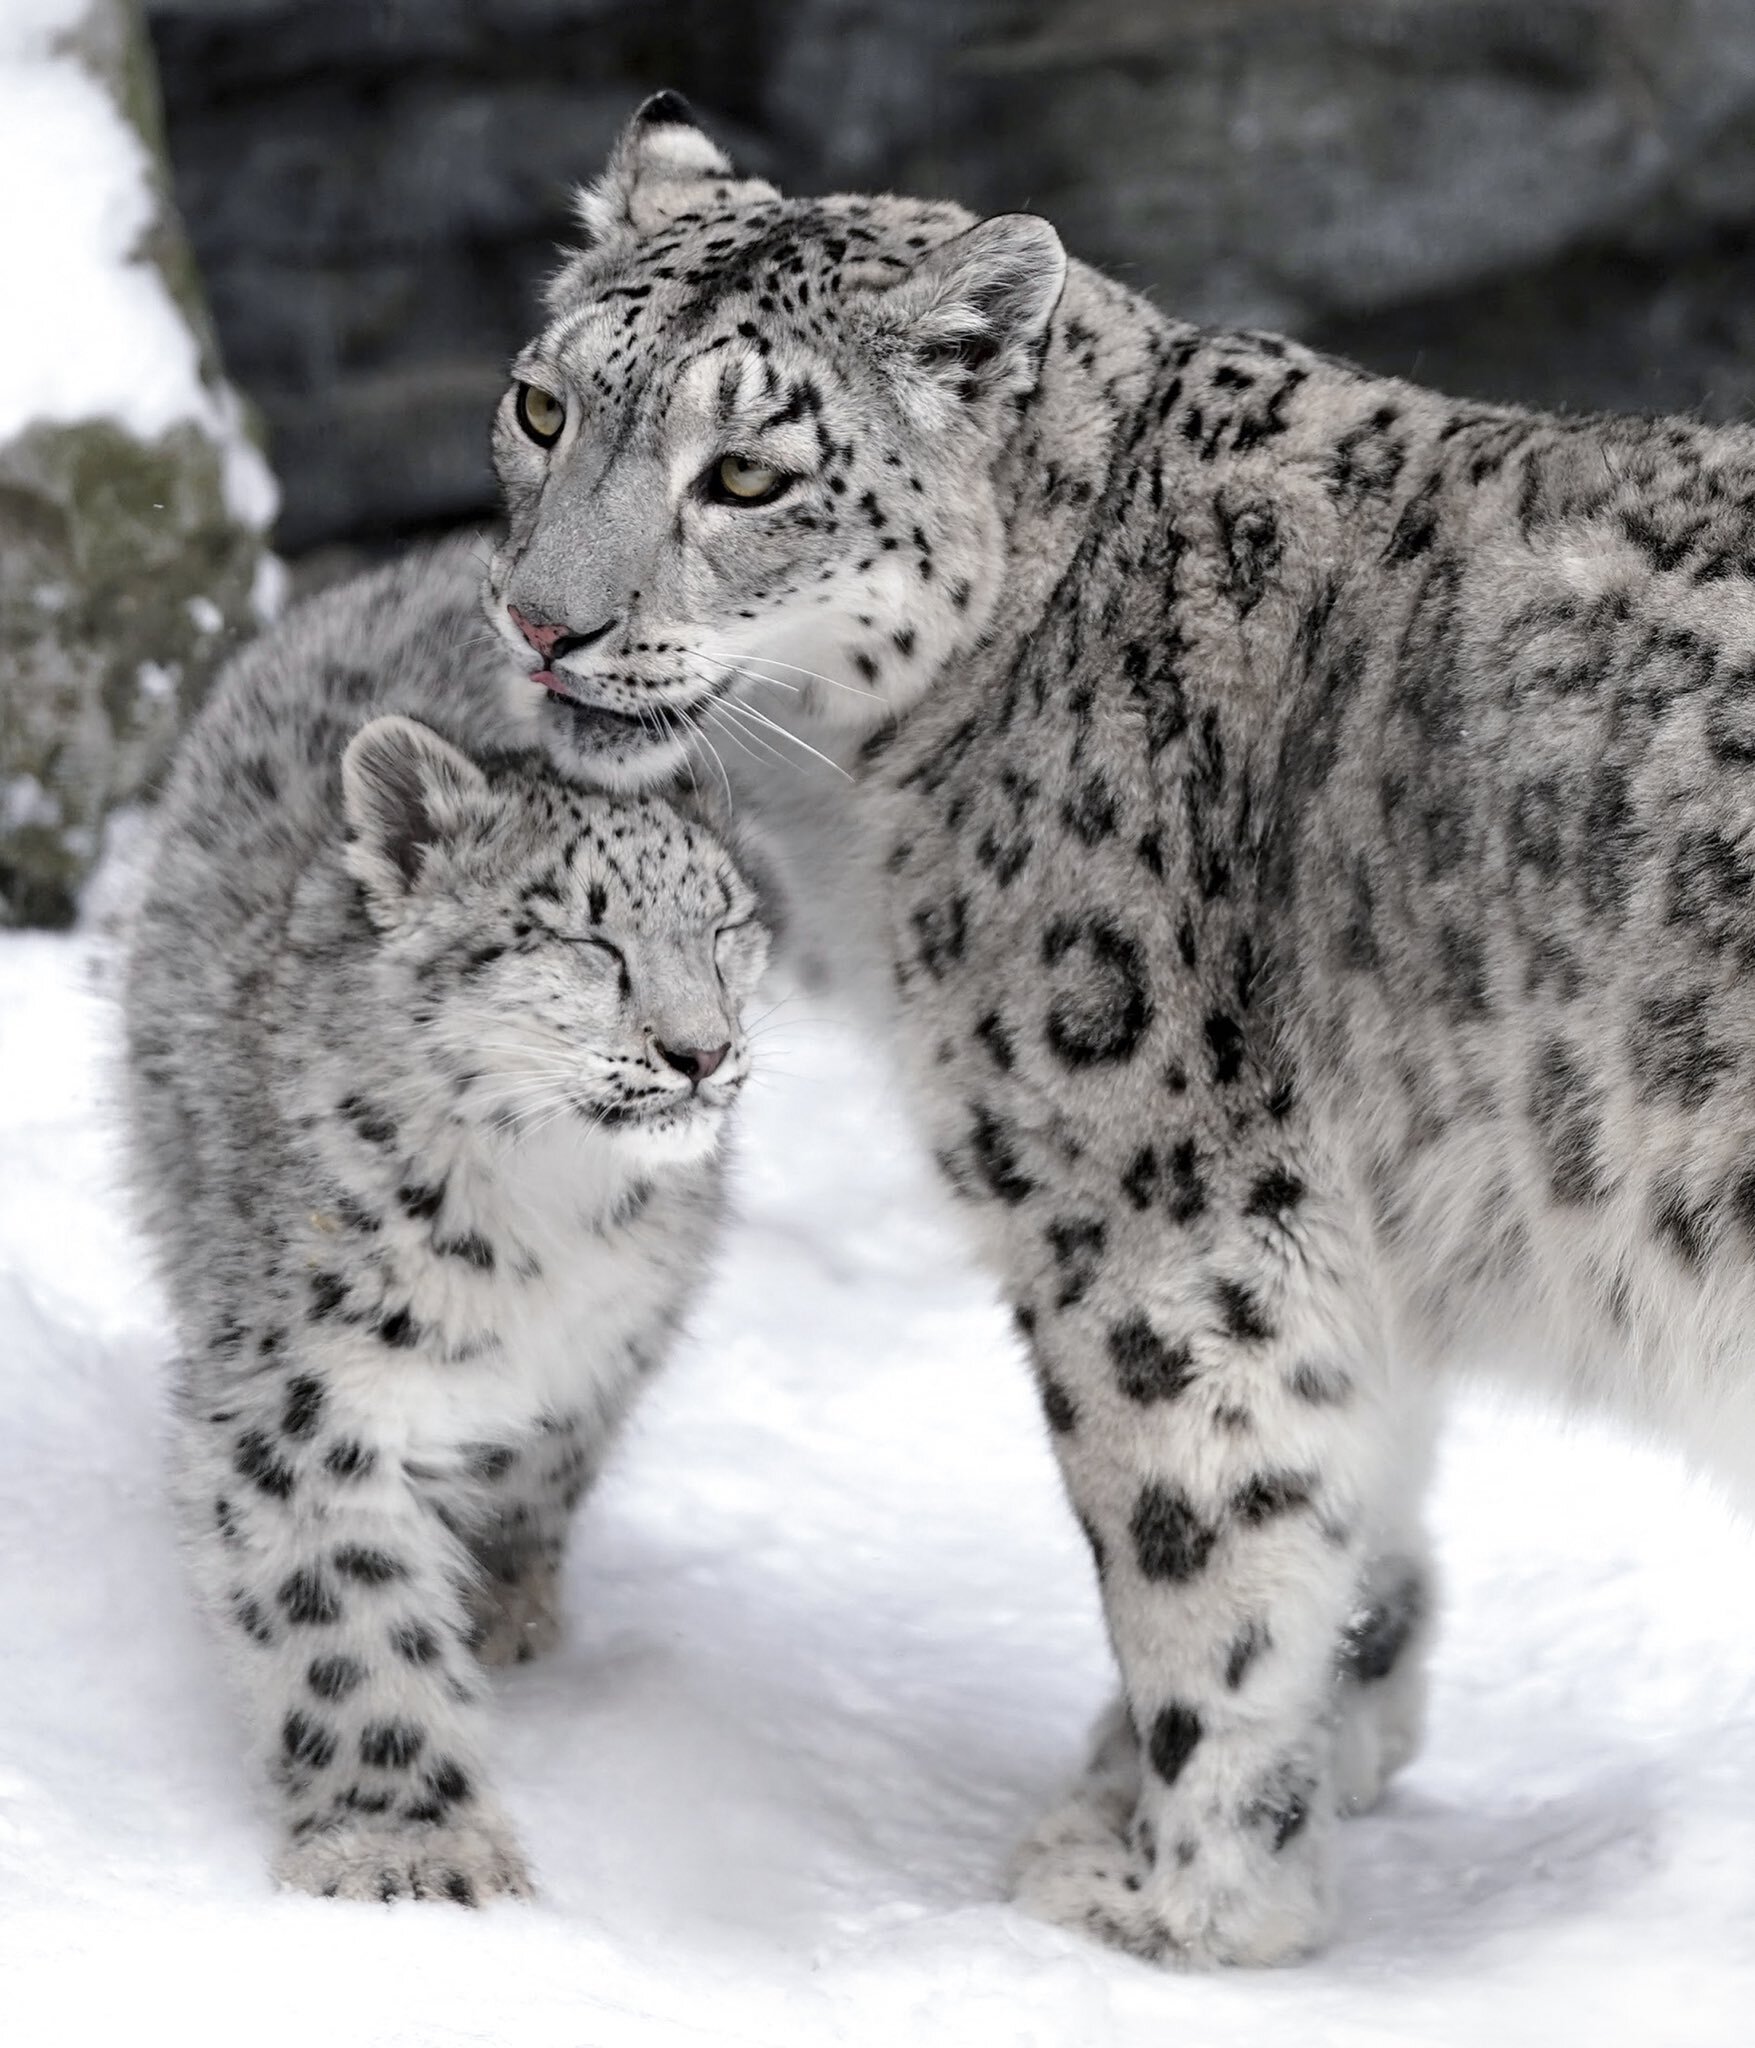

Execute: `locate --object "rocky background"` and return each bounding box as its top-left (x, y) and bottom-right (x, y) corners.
top-left (0, 0), bottom-right (273, 929)
top-left (142, 0), bottom-right (1755, 553)
top-left (9, 0), bottom-right (1755, 924)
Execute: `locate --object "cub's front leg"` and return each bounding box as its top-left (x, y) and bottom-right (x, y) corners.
top-left (996, 1152), bottom-right (1395, 1966)
top-left (182, 1360), bottom-right (532, 1904)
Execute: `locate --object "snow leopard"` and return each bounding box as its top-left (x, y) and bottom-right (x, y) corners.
top-left (122, 541), bottom-right (769, 1902)
top-left (472, 94), bottom-right (1755, 1966)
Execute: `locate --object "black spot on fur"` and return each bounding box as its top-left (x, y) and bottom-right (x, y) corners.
top-left (1225, 1621), bottom-right (1269, 1690)
top-left (1530, 1036), bottom-right (1609, 1204)
top-left (339, 1787), bottom-right (394, 1818)
top-left (1108, 1314), bottom-right (1196, 1404)
top-left (1042, 916), bottom-right (1155, 1067)
top-left (1247, 1782), bottom-right (1312, 1853)
top-left (1062, 776), bottom-right (1119, 845)
top-left (234, 1430), bottom-right (297, 1501)
top-left (281, 1375), bottom-right (326, 1441)
top-left (967, 1106), bottom-right (1036, 1205)
top-left (1121, 1145), bottom-right (1158, 1211)
top-left (323, 1439), bottom-right (376, 1481)
top-left (339, 1095), bottom-right (397, 1147)
top-left (912, 894), bottom-right (967, 979)
top-left (308, 1271), bottom-right (349, 1321)
top-left (1131, 1483), bottom-right (1219, 1582)
top-left (1286, 1361), bottom-right (1353, 1405)
top-left (973, 1009), bottom-right (1015, 1071)
top-left (1651, 1179), bottom-right (1710, 1268)
top-left (1246, 1168), bottom-right (1305, 1221)
top-left (1214, 1277), bottom-right (1275, 1343)
top-left (1629, 988), bottom-right (1731, 1111)
top-left (1233, 1471), bottom-right (1313, 1524)
top-left (278, 1565), bottom-right (341, 1627)
top-left (359, 1719), bottom-right (427, 1769)
top-left (1217, 499), bottom-right (1283, 615)
top-left (1046, 1216), bottom-right (1108, 1308)
top-left (391, 1621), bottom-right (441, 1666)
top-left (308, 1655), bottom-right (365, 1702)
top-left (404, 1757), bottom-right (472, 1823)
top-left (281, 1710), bottom-right (338, 1771)
top-left (333, 1545), bottom-right (407, 1586)
top-left (231, 1593), bottom-right (274, 1645)
top-left (1166, 1138), bottom-right (1207, 1223)
top-left (1204, 1012), bottom-right (1246, 1084)
top-left (436, 1232), bottom-right (497, 1271)
top-left (375, 1307), bottom-right (420, 1349)
top-left (1038, 1375), bottom-right (1079, 1434)
top-left (1148, 1703), bottom-right (1204, 1787)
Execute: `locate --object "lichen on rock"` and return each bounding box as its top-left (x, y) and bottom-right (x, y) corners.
top-left (0, 0), bottom-right (277, 928)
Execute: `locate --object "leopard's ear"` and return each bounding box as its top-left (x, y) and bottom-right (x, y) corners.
top-left (572, 93), bottom-right (778, 250)
top-left (342, 717), bottom-right (491, 915)
top-left (861, 214), bottom-right (1067, 411)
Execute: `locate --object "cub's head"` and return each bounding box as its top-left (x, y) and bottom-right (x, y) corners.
top-left (483, 91), bottom-right (1066, 788)
top-left (341, 716), bottom-right (768, 1166)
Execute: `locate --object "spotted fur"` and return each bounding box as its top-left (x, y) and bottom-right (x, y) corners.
top-left (123, 543), bottom-right (769, 1901)
top-left (477, 97), bottom-right (1755, 1965)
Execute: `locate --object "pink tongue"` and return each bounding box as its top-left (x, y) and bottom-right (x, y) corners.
top-left (531, 668), bottom-right (561, 691)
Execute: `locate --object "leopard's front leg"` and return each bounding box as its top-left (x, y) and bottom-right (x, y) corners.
top-left (1003, 1165), bottom-right (1397, 1966)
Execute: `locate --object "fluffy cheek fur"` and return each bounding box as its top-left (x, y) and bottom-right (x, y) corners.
top-left (704, 486), bottom-right (1008, 738)
top-left (427, 956), bottom-right (632, 1115)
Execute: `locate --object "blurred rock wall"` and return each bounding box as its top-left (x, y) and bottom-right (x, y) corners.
top-left (145, 0), bottom-right (1755, 552)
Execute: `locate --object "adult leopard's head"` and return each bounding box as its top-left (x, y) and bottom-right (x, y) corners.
top-left (483, 91), bottom-right (1067, 789)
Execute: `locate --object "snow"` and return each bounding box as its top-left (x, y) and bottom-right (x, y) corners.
top-left (0, 0), bottom-right (276, 528)
top-left (3, 925), bottom-right (1755, 2046)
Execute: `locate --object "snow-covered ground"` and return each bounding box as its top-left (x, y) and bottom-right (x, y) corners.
top-left (3, 926), bottom-right (1754, 2047)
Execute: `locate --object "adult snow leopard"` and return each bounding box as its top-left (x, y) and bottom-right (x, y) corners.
top-left (478, 95), bottom-right (1755, 1964)
top-left (124, 543), bottom-right (769, 1901)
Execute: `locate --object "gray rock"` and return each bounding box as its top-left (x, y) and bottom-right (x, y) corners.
top-left (141, 0), bottom-right (1755, 545)
top-left (1, 0), bottom-right (273, 928)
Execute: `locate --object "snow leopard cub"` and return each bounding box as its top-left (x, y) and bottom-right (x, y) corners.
top-left (472, 97), bottom-right (1755, 1966)
top-left (123, 545), bottom-right (768, 1902)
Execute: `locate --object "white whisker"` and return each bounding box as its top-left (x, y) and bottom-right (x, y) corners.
top-left (720, 696), bottom-right (852, 779)
top-left (701, 649), bottom-right (882, 700)
top-left (707, 702), bottom-right (793, 774)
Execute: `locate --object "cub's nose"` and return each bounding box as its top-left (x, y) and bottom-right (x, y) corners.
top-left (657, 1042), bottom-right (731, 1084)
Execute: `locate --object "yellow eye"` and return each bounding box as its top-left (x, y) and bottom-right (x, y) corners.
top-left (515, 382), bottom-right (566, 447)
top-left (712, 454), bottom-right (788, 504)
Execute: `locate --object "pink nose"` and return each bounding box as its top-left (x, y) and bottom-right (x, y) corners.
top-left (657, 1042), bottom-right (731, 1084)
top-left (508, 605), bottom-right (565, 657)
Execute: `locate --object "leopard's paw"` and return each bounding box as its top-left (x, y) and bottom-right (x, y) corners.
top-left (275, 1816), bottom-right (533, 1905)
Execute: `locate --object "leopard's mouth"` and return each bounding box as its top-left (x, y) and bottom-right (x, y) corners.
top-left (531, 668), bottom-right (707, 751)
top-left (590, 1097), bottom-right (728, 1142)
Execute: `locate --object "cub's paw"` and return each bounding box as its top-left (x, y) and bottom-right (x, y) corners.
top-left (275, 1816), bottom-right (533, 1905)
top-left (467, 1565), bottom-right (562, 1669)
top-left (1009, 1773), bottom-right (1335, 1968)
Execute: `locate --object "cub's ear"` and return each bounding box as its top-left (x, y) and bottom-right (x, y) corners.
top-left (342, 717), bottom-right (491, 912)
top-left (864, 214), bottom-right (1067, 410)
top-left (571, 91), bottom-right (778, 252)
